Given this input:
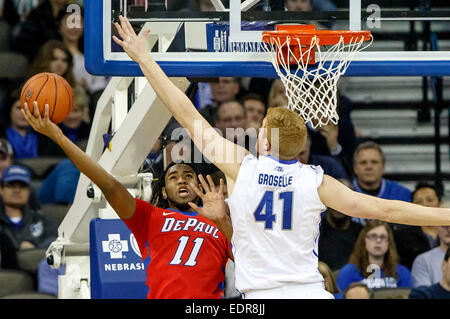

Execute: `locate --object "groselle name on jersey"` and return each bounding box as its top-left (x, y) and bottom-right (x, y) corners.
top-left (161, 215), bottom-right (220, 239)
top-left (258, 173), bottom-right (293, 187)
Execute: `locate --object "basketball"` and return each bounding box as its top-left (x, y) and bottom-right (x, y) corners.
top-left (20, 72), bottom-right (73, 124)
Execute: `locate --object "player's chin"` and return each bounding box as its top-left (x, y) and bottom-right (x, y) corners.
top-left (175, 194), bottom-right (197, 206)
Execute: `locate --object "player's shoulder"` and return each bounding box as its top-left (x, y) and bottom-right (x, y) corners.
top-left (134, 198), bottom-right (161, 214)
top-left (243, 153), bottom-right (257, 163)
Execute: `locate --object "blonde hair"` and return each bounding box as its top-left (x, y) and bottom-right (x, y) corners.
top-left (264, 107), bottom-right (307, 160)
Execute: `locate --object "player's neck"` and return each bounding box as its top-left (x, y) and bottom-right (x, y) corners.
top-left (169, 203), bottom-right (195, 213)
top-left (266, 151), bottom-right (296, 162)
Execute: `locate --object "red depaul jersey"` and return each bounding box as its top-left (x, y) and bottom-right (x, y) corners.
top-left (123, 198), bottom-right (231, 299)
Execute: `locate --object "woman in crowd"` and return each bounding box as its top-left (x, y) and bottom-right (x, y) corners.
top-left (337, 220), bottom-right (412, 292)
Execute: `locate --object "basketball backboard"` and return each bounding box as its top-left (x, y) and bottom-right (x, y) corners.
top-left (84, 0), bottom-right (450, 77)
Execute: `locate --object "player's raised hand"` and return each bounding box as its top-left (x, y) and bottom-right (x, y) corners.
top-left (113, 15), bottom-right (150, 63)
top-left (188, 175), bottom-right (228, 223)
top-left (21, 101), bottom-right (61, 140)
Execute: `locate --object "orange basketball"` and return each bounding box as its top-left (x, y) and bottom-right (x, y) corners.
top-left (20, 72), bottom-right (73, 124)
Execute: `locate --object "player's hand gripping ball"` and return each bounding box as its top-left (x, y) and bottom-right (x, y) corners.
top-left (20, 72), bottom-right (73, 124)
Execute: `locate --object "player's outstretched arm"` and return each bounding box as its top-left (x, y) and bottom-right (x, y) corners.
top-left (22, 102), bottom-right (136, 220)
top-left (318, 174), bottom-right (450, 226)
top-left (112, 15), bottom-right (245, 182)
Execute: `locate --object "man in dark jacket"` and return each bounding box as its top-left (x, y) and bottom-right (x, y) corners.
top-left (0, 164), bottom-right (57, 255)
top-left (409, 247), bottom-right (450, 299)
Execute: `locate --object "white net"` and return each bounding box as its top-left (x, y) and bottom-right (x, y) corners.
top-left (262, 32), bottom-right (373, 128)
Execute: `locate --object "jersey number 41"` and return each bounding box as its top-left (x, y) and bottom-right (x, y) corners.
top-left (254, 191), bottom-right (293, 230)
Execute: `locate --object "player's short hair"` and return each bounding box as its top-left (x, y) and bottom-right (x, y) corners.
top-left (411, 181), bottom-right (442, 202)
top-left (353, 141), bottom-right (386, 164)
top-left (264, 107), bottom-right (307, 160)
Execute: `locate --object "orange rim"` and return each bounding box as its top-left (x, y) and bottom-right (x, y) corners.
top-left (262, 25), bottom-right (372, 46)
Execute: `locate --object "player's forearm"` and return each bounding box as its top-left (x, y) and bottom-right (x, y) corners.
top-left (379, 199), bottom-right (450, 226)
top-left (213, 214), bottom-right (233, 244)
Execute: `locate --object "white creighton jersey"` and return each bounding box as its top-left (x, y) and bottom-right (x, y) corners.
top-left (227, 154), bottom-right (326, 293)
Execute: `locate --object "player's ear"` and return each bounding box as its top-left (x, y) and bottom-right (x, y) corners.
top-left (161, 187), bottom-right (168, 199)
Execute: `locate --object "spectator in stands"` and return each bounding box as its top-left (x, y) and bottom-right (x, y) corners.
top-left (411, 225), bottom-right (450, 288)
top-left (343, 282), bottom-right (374, 299)
top-left (37, 158), bottom-right (78, 205)
top-left (296, 133), bottom-right (350, 182)
top-left (0, 138), bottom-right (41, 210)
top-left (394, 182), bottom-right (441, 270)
top-left (58, 10), bottom-right (109, 120)
top-left (38, 85), bottom-right (91, 157)
top-left (214, 100), bottom-right (247, 144)
top-left (200, 77), bottom-right (241, 125)
top-left (337, 220), bottom-right (411, 292)
top-left (308, 89), bottom-right (358, 179)
top-left (268, 80), bottom-right (357, 178)
top-left (0, 88), bottom-right (39, 159)
top-left (318, 261), bottom-right (342, 299)
top-left (0, 0), bottom-right (40, 27)
top-left (267, 79), bottom-right (288, 108)
top-left (0, 164), bottom-right (58, 253)
top-left (11, 0), bottom-right (71, 62)
top-left (352, 141), bottom-right (412, 224)
top-left (318, 181), bottom-right (363, 271)
top-left (240, 93), bottom-right (266, 131)
top-left (210, 77), bottom-right (241, 104)
top-left (284, 0), bottom-right (337, 29)
top-left (409, 247), bottom-right (450, 299)
top-left (0, 138), bottom-right (14, 178)
top-left (26, 39), bottom-right (76, 86)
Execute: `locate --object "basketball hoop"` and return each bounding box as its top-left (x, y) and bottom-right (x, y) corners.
top-left (262, 25), bottom-right (373, 128)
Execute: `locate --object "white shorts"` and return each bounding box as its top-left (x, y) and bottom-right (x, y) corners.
top-left (242, 282), bottom-right (335, 299)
